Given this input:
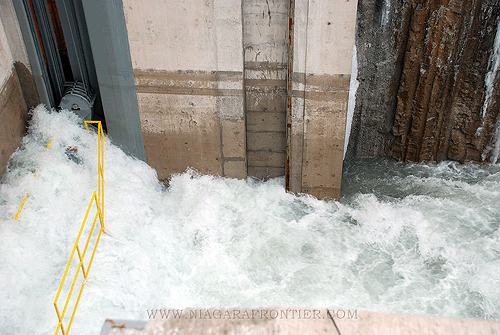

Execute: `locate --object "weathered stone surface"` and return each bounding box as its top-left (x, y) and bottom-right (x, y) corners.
top-left (345, 0), bottom-right (411, 160)
top-left (347, 0), bottom-right (500, 164)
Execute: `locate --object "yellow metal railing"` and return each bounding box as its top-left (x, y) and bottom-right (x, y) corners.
top-left (54, 121), bottom-right (105, 335)
top-left (14, 192), bottom-right (29, 220)
top-left (84, 121), bottom-right (105, 226)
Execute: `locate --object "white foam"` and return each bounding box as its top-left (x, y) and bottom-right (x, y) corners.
top-left (1, 106), bottom-right (500, 334)
top-left (482, 19), bottom-right (500, 119)
top-left (481, 19), bottom-right (500, 164)
top-left (491, 117), bottom-right (500, 164)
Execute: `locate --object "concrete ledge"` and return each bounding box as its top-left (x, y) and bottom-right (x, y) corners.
top-left (335, 311), bottom-right (500, 335)
top-left (101, 308), bottom-right (500, 335)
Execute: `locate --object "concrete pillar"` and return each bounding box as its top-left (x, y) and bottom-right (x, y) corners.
top-left (288, 0), bottom-right (358, 200)
top-left (81, 0), bottom-right (147, 161)
top-left (243, 0), bottom-right (288, 178)
top-left (123, 0), bottom-right (246, 180)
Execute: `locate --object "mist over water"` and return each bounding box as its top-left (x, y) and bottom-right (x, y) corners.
top-left (1, 106), bottom-right (499, 334)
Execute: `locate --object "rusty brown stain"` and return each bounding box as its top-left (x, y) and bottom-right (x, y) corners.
top-left (105, 319), bottom-right (127, 328)
top-left (265, 0), bottom-right (272, 26)
top-left (291, 73), bottom-right (349, 86)
top-left (46, 0), bottom-right (73, 81)
top-left (136, 86), bottom-right (243, 97)
top-left (285, 0), bottom-right (294, 192)
top-left (134, 69), bottom-right (243, 82)
top-left (296, 90), bottom-right (350, 103)
top-left (27, 0), bottom-right (48, 69)
top-left (134, 70), bottom-right (244, 96)
top-left (245, 79), bottom-right (287, 87)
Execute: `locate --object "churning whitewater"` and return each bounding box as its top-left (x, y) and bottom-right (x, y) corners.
top-left (1, 106), bottom-right (500, 335)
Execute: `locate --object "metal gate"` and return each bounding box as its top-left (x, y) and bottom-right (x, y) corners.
top-left (14, 0), bottom-right (103, 121)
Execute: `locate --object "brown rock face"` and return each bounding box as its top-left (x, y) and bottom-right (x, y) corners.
top-left (347, 0), bottom-right (500, 164)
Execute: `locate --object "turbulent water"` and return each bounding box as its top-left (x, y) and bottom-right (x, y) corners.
top-left (1, 106), bottom-right (500, 335)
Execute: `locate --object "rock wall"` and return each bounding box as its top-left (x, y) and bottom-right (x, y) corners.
top-left (346, 0), bottom-right (500, 164)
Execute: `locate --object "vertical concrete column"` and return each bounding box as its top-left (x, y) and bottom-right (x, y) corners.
top-left (215, 0), bottom-right (247, 179)
top-left (243, 0), bottom-right (289, 178)
top-left (82, 0), bottom-right (147, 161)
top-left (124, 0), bottom-right (246, 180)
top-left (288, 0), bottom-right (357, 200)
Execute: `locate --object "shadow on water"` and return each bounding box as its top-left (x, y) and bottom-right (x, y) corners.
top-left (340, 156), bottom-right (500, 203)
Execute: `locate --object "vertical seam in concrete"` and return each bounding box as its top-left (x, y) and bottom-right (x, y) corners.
top-left (285, 0), bottom-right (295, 191)
top-left (213, 0), bottom-right (224, 176)
top-left (327, 310), bottom-right (342, 335)
top-left (241, 0), bottom-right (248, 177)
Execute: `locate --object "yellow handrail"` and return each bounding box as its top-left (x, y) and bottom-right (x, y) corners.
top-left (54, 121), bottom-right (105, 335)
top-left (85, 121), bottom-right (105, 230)
top-left (14, 193), bottom-right (29, 220)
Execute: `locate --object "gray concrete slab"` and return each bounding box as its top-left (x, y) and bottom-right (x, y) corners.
top-left (100, 308), bottom-right (500, 335)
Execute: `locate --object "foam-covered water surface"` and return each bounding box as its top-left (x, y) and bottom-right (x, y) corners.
top-left (1, 106), bottom-right (499, 334)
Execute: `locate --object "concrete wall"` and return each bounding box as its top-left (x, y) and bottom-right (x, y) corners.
top-left (244, 0), bottom-right (288, 178)
top-left (0, 0), bottom-right (37, 179)
top-left (0, 0), bottom-right (358, 198)
top-left (123, 0), bottom-right (357, 199)
top-left (123, 0), bottom-right (247, 180)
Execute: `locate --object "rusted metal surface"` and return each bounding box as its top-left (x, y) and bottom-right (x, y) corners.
top-left (285, 0), bottom-right (294, 191)
top-left (46, 0), bottom-right (73, 82)
top-left (26, 0), bottom-right (48, 68)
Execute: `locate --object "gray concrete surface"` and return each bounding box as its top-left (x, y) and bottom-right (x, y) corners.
top-left (122, 0), bottom-right (358, 200)
top-left (288, 0), bottom-right (357, 200)
top-left (124, 0), bottom-right (247, 180)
